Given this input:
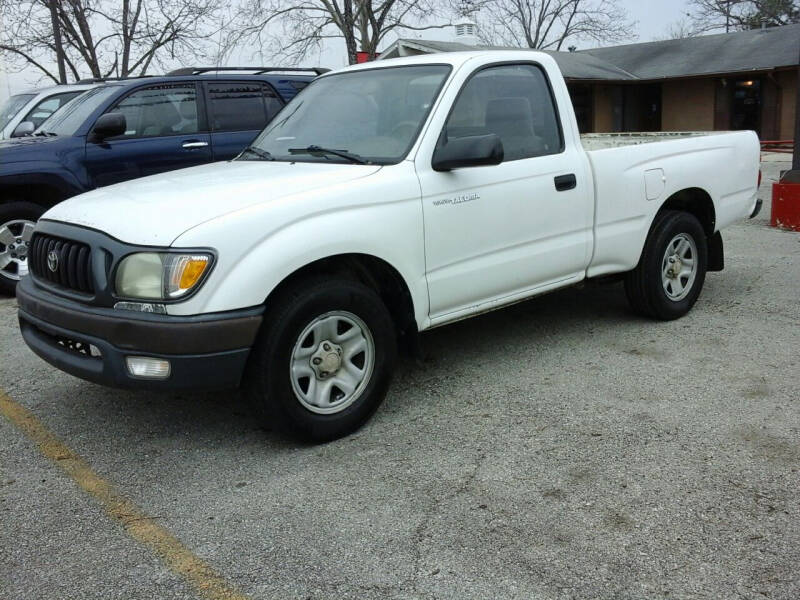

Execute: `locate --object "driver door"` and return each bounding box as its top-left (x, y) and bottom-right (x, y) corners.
top-left (417, 63), bottom-right (593, 321)
top-left (84, 83), bottom-right (212, 188)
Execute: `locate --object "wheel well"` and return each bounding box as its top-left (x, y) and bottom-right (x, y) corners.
top-left (264, 254), bottom-right (418, 338)
top-left (658, 188), bottom-right (715, 235)
top-left (0, 183), bottom-right (63, 208)
top-left (657, 187), bottom-right (723, 271)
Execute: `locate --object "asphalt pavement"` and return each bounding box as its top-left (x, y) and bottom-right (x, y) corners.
top-left (1, 157), bottom-right (798, 599)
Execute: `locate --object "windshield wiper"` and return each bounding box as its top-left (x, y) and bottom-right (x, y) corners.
top-left (34, 130), bottom-right (57, 137)
top-left (239, 146), bottom-right (274, 161)
top-left (288, 145), bottom-right (367, 164)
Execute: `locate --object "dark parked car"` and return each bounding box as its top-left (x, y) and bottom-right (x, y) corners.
top-left (0, 67), bottom-right (324, 294)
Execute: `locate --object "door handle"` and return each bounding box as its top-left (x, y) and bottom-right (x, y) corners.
top-left (554, 173), bottom-right (577, 192)
top-left (182, 140), bottom-right (209, 149)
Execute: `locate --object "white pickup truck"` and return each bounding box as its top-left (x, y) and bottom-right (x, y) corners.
top-left (17, 51), bottom-right (761, 441)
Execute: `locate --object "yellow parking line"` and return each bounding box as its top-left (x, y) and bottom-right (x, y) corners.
top-left (0, 391), bottom-right (250, 600)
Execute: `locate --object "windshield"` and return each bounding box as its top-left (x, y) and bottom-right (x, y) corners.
top-left (0, 94), bottom-right (35, 128)
top-left (36, 86), bottom-right (119, 136)
top-left (244, 64), bottom-right (451, 165)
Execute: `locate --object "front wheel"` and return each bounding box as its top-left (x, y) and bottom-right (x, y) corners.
top-left (624, 210), bottom-right (708, 320)
top-left (0, 202), bottom-right (44, 296)
top-left (245, 278), bottom-right (397, 442)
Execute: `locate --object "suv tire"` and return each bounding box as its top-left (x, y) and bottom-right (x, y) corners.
top-left (0, 202), bottom-right (44, 296)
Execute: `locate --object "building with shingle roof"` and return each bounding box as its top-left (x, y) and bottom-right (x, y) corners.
top-left (380, 23), bottom-right (800, 139)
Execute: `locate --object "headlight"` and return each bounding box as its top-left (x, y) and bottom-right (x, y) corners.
top-left (115, 252), bottom-right (211, 300)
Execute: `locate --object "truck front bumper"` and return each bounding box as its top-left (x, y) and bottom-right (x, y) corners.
top-left (16, 276), bottom-right (264, 390)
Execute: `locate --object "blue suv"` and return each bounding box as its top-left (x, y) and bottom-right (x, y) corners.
top-left (0, 67), bottom-right (324, 293)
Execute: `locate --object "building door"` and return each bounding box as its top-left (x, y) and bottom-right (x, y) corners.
top-left (567, 83), bottom-right (593, 133)
top-left (730, 78), bottom-right (761, 134)
top-left (638, 84), bottom-right (662, 131)
top-left (621, 84), bottom-right (661, 132)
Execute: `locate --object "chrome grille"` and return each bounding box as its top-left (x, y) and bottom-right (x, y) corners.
top-left (30, 233), bottom-right (94, 293)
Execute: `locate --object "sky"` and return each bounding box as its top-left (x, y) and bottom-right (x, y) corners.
top-left (0, 0), bottom-right (693, 102)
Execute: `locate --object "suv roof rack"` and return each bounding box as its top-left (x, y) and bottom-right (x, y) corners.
top-left (76, 76), bottom-right (154, 83)
top-left (165, 66), bottom-right (330, 76)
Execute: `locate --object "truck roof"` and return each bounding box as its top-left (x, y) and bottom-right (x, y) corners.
top-left (330, 50), bottom-right (557, 74)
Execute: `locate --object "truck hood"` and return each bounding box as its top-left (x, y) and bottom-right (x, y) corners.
top-left (43, 160), bottom-right (382, 245)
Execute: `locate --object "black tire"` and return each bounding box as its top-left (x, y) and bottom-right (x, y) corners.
top-left (0, 201), bottom-right (44, 296)
top-left (624, 210), bottom-right (708, 320)
top-left (245, 277), bottom-right (397, 442)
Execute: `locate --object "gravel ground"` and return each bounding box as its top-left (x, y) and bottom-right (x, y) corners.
top-left (1, 157), bottom-right (798, 600)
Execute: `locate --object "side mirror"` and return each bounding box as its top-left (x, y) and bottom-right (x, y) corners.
top-left (432, 134), bottom-right (504, 172)
top-left (11, 121), bottom-right (35, 138)
top-left (90, 112), bottom-right (126, 141)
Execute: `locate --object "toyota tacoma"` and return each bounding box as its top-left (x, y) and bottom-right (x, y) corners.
top-left (16, 52), bottom-right (761, 441)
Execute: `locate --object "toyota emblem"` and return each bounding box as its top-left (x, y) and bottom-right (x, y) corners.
top-left (47, 250), bottom-right (59, 272)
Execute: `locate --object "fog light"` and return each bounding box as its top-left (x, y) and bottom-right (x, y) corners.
top-left (126, 356), bottom-right (171, 379)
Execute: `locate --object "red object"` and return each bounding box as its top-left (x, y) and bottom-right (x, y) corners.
top-left (761, 140), bottom-right (794, 154)
top-left (771, 182), bottom-right (800, 231)
top-left (356, 52), bottom-right (379, 63)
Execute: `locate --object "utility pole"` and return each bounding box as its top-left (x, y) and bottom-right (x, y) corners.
top-left (793, 42), bottom-right (800, 171)
top-left (48, 0), bottom-right (67, 84)
top-left (725, 0), bottom-right (730, 32)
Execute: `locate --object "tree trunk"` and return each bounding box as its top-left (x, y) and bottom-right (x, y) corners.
top-left (48, 0), bottom-right (67, 83)
top-left (343, 0), bottom-right (357, 64)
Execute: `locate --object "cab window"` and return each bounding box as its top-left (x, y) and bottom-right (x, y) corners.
top-left (444, 64), bottom-right (563, 161)
top-left (108, 84), bottom-right (199, 138)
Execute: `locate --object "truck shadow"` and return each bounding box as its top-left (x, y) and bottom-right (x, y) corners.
top-left (45, 281), bottom-right (636, 452)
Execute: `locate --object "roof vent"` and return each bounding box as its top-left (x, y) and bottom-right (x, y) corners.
top-left (454, 20), bottom-right (478, 46)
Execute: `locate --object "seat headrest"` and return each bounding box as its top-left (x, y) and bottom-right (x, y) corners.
top-left (178, 98), bottom-right (196, 120)
top-left (142, 98), bottom-right (181, 129)
top-left (485, 97), bottom-right (535, 138)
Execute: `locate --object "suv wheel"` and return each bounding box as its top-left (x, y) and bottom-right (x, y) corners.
top-left (246, 278), bottom-right (397, 442)
top-left (0, 202), bottom-right (43, 295)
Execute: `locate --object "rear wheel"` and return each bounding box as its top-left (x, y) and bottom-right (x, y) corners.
top-left (245, 278), bottom-right (397, 442)
top-left (624, 210), bottom-right (708, 320)
top-left (0, 202), bottom-right (43, 296)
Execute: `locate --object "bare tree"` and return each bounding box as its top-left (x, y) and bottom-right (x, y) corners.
top-left (232, 0), bottom-right (452, 65)
top-left (474, 0), bottom-right (636, 50)
top-left (653, 15), bottom-right (698, 40)
top-left (687, 0), bottom-right (799, 33)
top-left (0, 0), bottom-right (231, 84)
top-left (665, 17), bottom-right (698, 39)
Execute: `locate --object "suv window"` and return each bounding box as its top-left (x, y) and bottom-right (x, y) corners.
top-left (207, 82), bottom-right (281, 131)
top-left (109, 84), bottom-right (198, 138)
top-left (444, 64), bottom-right (562, 161)
top-left (23, 92), bottom-right (82, 128)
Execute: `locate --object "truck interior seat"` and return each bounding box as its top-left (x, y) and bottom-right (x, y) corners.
top-left (485, 97), bottom-right (546, 160)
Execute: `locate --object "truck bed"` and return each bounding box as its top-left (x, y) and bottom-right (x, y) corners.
top-left (582, 129), bottom-right (761, 279)
top-left (581, 131), bottom-right (733, 151)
